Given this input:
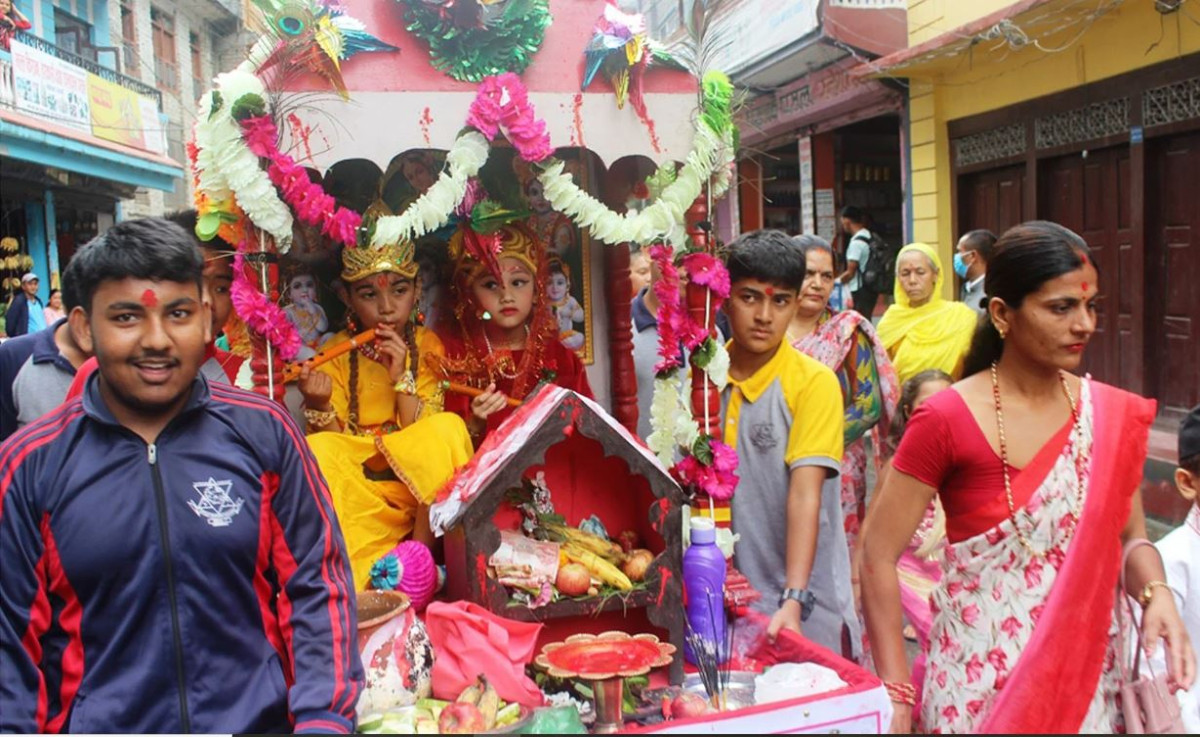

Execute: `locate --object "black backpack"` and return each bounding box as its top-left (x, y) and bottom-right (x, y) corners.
top-left (860, 231), bottom-right (898, 294)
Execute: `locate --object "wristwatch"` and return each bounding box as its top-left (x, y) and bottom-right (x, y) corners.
top-left (779, 588), bottom-right (817, 622)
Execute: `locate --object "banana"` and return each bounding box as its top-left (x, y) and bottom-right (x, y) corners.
top-left (455, 676), bottom-right (483, 706)
top-left (545, 522), bottom-right (625, 563)
top-left (477, 676), bottom-right (500, 730)
top-left (563, 543), bottom-right (633, 591)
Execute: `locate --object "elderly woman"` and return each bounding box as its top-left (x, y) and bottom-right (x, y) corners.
top-left (876, 243), bottom-right (978, 384)
top-left (789, 235), bottom-right (899, 554)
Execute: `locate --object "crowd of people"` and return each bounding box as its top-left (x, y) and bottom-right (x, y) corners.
top-left (0, 211), bottom-right (1196, 733)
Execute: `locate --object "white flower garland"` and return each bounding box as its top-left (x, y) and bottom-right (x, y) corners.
top-left (536, 122), bottom-right (735, 249)
top-left (369, 131), bottom-right (491, 246)
top-left (194, 68), bottom-right (294, 250)
top-left (646, 375), bottom-right (700, 467)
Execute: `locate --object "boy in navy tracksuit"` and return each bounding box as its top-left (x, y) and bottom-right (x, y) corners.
top-left (0, 218), bottom-right (363, 733)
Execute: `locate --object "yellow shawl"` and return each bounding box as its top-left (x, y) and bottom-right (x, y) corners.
top-left (876, 243), bottom-right (979, 384)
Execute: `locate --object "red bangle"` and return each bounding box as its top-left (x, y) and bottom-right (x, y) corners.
top-left (884, 681), bottom-right (916, 706)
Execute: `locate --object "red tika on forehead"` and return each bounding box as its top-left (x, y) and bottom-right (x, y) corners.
top-left (141, 289), bottom-right (158, 308)
top-left (375, 274), bottom-right (391, 290)
top-left (764, 286), bottom-right (776, 297)
top-left (1081, 282), bottom-right (1089, 292)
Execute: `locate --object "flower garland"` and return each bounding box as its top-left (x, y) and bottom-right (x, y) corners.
top-left (193, 69), bottom-right (295, 250)
top-left (230, 252), bottom-right (303, 361)
top-left (466, 72), bottom-right (554, 162)
top-left (239, 114), bottom-right (362, 248)
top-left (401, 0), bottom-right (551, 83)
top-left (645, 245), bottom-right (738, 501)
top-left (533, 71), bottom-right (737, 247)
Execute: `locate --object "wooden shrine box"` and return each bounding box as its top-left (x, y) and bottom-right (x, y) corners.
top-left (430, 386), bottom-right (687, 683)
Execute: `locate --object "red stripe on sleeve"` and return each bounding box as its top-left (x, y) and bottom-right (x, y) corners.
top-left (254, 472), bottom-right (293, 688)
top-left (39, 515), bottom-right (85, 734)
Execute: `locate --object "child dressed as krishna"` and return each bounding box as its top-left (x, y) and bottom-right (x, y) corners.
top-left (299, 238), bottom-right (473, 590)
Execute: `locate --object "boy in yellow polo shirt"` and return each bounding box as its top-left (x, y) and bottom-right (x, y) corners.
top-left (722, 230), bottom-right (857, 659)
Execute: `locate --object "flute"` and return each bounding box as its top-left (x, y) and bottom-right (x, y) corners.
top-left (438, 380), bottom-right (523, 408)
top-left (282, 328), bottom-right (377, 383)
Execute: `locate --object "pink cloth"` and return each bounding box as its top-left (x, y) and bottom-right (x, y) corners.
top-left (423, 600), bottom-right (546, 706)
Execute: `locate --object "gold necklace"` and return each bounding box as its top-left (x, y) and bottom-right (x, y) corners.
top-left (990, 361), bottom-right (1086, 559)
top-left (482, 326), bottom-right (529, 380)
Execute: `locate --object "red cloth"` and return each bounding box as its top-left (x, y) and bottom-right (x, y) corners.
top-left (63, 345), bottom-right (243, 402)
top-left (438, 336), bottom-right (593, 438)
top-left (978, 382), bottom-right (1155, 733)
top-left (891, 387), bottom-right (1073, 542)
top-left (423, 600), bottom-right (545, 707)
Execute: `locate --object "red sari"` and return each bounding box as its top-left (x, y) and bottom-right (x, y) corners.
top-left (893, 379), bottom-right (1155, 733)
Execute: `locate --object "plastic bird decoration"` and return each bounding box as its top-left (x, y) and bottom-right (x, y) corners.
top-left (581, 1), bottom-right (655, 117)
top-left (253, 0), bottom-right (398, 98)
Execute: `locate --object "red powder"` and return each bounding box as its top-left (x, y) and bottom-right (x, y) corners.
top-left (286, 113), bottom-right (316, 164)
top-left (141, 289), bottom-right (158, 308)
top-left (571, 93), bottom-right (586, 148)
top-left (419, 107), bottom-right (433, 146)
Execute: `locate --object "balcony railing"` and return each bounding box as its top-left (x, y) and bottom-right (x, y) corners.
top-left (11, 30), bottom-right (162, 109)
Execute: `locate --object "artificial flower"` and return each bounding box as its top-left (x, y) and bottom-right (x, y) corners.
top-left (681, 252), bottom-right (731, 301)
top-left (369, 554), bottom-right (401, 590)
top-left (231, 253), bottom-right (303, 360)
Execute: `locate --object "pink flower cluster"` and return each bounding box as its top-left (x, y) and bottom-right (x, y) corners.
top-left (239, 115), bottom-right (362, 248)
top-left (673, 438), bottom-right (740, 501)
top-left (231, 252), bottom-right (303, 361)
top-left (680, 252), bottom-right (731, 302)
top-left (466, 73), bottom-right (555, 163)
top-left (647, 244), bottom-right (688, 374)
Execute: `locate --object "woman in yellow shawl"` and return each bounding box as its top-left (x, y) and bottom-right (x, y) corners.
top-left (876, 243), bottom-right (978, 384)
top-left (298, 239), bottom-right (473, 590)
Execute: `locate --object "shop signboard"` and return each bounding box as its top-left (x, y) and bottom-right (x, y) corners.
top-left (9, 40), bottom-right (91, 134)
top-left (86, 74), bottom-right (147, 150)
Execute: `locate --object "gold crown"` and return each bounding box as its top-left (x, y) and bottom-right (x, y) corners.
top-left (340, 241), bottom-right (417, 284)
top-left (448, 223), bottom-right (542, 282)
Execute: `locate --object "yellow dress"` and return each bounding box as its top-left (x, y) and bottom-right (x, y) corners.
top-left (306, 326), bottom-right (473, 590)
top-left (876, 243), bottom-right (979, 384)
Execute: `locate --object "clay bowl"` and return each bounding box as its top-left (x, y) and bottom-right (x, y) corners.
top-left (356, 589), bottom-right (411, 652)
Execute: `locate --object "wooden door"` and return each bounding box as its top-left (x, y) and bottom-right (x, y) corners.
top-left (957, 164), bottom-right (1026, 237)
top-left (1147, 131), bottom-right (1200, 422)
top-left (1038, 147), bottom-right (1135, 388)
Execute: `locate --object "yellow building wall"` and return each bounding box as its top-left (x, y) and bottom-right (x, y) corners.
top-left (907, 0), bottom-right (1015, 46)
top-left (902, 1), bottom-right (1200, 297)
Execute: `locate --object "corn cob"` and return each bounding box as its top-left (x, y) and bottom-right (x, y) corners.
top-left (563, 543), bottom-right (633, 590)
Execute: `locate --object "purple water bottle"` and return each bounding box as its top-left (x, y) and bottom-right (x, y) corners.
top-left (683, 517), bottom-right (728, 665)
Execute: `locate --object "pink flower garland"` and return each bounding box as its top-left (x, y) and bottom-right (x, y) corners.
top-left (239, 115), bottom-right (362, 248)
top-left (673, 438), bottom-right (739, 501)
top-left (466, 73), bottom-right (555, 162)
top-left (649, 245), bottom-right (740, 501)
top-left (231, 252), bottom-right (303, 361)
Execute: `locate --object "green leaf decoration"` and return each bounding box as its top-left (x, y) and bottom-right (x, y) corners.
top-left (470, 199), bottom-right (531, 234)
top-left (691, 337), bottom-right (717, 370)
top-left (196, 211), bottom-right (222, 241)
top-left (700, 70), bottom-right (733, 137)
top-left (208, 91), bottom-right (223, 121)
top-left (401, 0), bottom-right (551, 83)
top-left (691, 435), bottom-right (714, 465)
top-left (230, 93), bottom-right (267, 122)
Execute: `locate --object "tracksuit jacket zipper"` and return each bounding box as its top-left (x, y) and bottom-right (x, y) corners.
top-left (148, 442), bottom-right (192, 732)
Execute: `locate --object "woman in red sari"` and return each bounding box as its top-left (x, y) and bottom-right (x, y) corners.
top-left (435, 222), bottom-right (591, 444)
top-left (860, 221), bottom-right (1195, 733)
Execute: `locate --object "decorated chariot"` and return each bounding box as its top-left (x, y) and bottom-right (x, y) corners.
top-left (190, 0), bottom-right (890, 732)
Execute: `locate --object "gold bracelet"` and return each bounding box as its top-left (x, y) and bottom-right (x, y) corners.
top-left (393, 371), bottom-right (417, 396)
top-left (1138, 580), bottom-right (1170, 608)
top-left (304, 408), bottom-right (338, 427)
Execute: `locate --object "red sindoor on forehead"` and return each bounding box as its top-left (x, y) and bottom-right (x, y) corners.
top-left (1081, 282), bottom-right (1089, 292)
top-left (764, 286), bottom-right (776, 297)
top-left (141, 289), bottom-right (158, 308)
top-left (375, 274), bottom-right (391, 290)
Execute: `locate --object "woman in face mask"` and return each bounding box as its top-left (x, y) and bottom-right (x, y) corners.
top-left (954, 230), bottom-right (996, 315)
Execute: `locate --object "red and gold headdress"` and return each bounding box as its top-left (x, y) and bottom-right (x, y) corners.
top-left (436, 221), bottom-right (557, 400)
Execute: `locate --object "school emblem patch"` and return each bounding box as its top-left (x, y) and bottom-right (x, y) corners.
top-left (188, 477), bottom-right (244, 527)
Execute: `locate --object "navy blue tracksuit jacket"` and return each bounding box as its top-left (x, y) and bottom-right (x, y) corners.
top-left (0, 375), bottom-right (363, 733)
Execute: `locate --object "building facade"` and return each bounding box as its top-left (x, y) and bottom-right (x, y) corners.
top-left (866, 0), bottom-right (1199, 426)
top-left (0, 0), bottom-right (247, 320)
